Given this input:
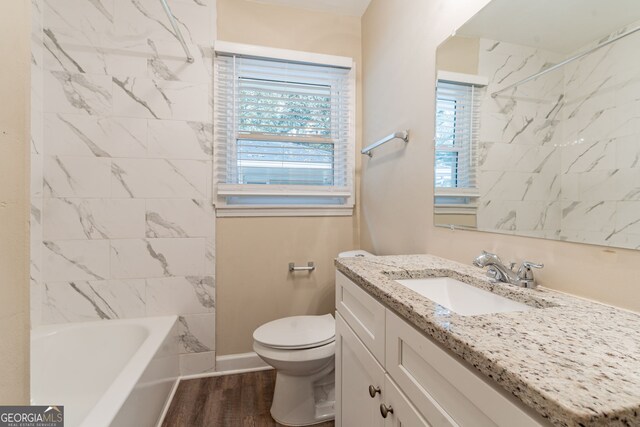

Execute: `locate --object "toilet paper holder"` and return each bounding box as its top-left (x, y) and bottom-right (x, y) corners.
top-left (289, 262), bottom-right (315, 272)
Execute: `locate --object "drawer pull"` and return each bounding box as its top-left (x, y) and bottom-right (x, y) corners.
top-left (380, 404), bottom-right (394, 418)
top-left (368, 385), bottom-right (381, 398)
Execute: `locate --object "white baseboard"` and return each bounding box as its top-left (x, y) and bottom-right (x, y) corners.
top-left (215, 351), bottom-right (270, 372)
top-left (156, 378), bottom-right (180, 427)
top-left (181, 365), bottom-right (273, 381)
top-left (178, 352), bottom-right (271, 381)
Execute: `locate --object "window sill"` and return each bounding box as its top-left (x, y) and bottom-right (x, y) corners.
top-left (434, 205), bottom-right (477, 215)
top-left (215, 205), bottom-right (354, 218)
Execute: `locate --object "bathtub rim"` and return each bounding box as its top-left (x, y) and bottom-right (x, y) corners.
top-left (31, 315), bottom-right (178, 427)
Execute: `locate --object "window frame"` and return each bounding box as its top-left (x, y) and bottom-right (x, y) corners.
top-left (434, 71), bottom-right (487, 212)
top-left (213, 41), bottom-right (356, 217)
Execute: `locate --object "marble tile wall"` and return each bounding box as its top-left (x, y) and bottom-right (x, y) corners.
top-left (559, 23), bottom-right (640, 249)
top-left (31, 0), bottom-right (217, 376)
top-left (476, 24), bottom-right (640, 250)
top-left (476, 39), bottom-right (564, 238)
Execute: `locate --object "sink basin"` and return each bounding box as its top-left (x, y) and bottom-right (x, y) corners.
top-left (395, 277), bottom-right (533, 316)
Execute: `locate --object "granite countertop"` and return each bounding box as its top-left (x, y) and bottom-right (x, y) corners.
top-left (334, 254), bottom-right (640, 427)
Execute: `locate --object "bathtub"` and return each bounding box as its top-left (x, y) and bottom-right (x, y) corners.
top-left (31, 316), bottom-right (179, 427)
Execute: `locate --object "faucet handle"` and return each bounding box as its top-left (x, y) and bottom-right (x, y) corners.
top-left (522, 261), bottom-right (544, 270)
top-left (517, 261), bottom-right (544, 287)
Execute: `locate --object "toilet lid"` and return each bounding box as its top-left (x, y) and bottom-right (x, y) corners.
top-left (253, 314), bottom-right (335, 350)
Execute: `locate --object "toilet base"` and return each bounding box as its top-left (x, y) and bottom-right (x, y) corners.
top-left (270, 364), bottom-right (335, 426)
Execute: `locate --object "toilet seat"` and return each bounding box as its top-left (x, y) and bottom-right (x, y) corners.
top-left (253, 340), bottom-right (335, 364)
top-left (253, 314), bottom-right (335, 350)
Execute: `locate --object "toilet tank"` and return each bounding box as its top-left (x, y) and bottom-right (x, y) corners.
top-left (338, 250), bottom-right (374, 258)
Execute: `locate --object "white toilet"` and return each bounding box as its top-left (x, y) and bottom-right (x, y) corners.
top-left (253, 250), bottom-right (373, 426)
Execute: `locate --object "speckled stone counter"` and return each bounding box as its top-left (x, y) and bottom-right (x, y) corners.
top-left (334, 254), bottom-right (640, 427)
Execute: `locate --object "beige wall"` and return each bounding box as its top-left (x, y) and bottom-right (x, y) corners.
top-left (217, 217), bottom-right (356, 354)
top-left (437, 36), bottom-right (479, 75)
top-left (361, 0), bottom-right (640, 313)
top-left (216, 0), bottom-right (362, 355)
top-left (434, 213), bottom-right (477, 229)
top-left (0, 0), bottom-right (31, 404)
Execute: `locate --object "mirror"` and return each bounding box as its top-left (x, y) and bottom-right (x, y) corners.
top-left (434, 0), bottom-right (640, 250)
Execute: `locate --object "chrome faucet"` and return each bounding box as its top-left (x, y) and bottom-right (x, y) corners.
top-left (473, 251), bottom-right (543, 289)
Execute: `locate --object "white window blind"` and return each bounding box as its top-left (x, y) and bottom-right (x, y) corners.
top-left (214, 52), bottom-right (354, 208)
top-left (435, 79), bottom-right (484, 203)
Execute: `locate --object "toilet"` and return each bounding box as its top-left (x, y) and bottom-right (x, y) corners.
top-left (253, 250), bottom-right (373, 426)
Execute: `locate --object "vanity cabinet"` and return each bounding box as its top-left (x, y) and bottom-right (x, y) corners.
top-left (382, 375), bottom-right (431, 427)
top-left (336, 313), bottom-right (385, 427)
top-left (336, 313), bottom-right (429, 427)
top-left (335, 271), bottom-right (547, 427)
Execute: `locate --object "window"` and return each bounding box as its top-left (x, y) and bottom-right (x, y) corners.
top-left (213, 42), bottom-right (355, 216)
top-left (434, 74), bottom-right (485, 207)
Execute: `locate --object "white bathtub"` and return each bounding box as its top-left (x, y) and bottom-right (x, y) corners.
top-left (31, 316), bottom-right (179, 427)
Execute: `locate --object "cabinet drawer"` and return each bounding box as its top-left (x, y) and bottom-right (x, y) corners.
top-left (336, 271), bottom-right (386, 364)
top-left (336, 313), bottom-right (385, 427)
top-left (385, 310), bottom-right (547, 427)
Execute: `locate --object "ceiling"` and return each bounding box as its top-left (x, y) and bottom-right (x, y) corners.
top-left (457, 0), bottom-right (640, 53)
top-left (249, 0), bottom-right (372, 17)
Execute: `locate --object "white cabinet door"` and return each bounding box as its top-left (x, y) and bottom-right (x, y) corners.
top-left (336, 312), bottom-right (385, 427)
top-left (385, 310), bottom-right (545, 427)
top-left (382, 375), bottom-right (431, 427)
top-left (336, 271), bottom-right (386, 364)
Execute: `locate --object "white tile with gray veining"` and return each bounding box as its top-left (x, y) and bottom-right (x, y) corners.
top-left (43, 198), bottom-right (146, 240)
top-left (557, 23), bottom-right (640, 248)
top-left (146, 276), bottom-right (215, 316)
top-left (44, 71), bottom-right (112, 115)
top-left (560, 201), bottom-right (616, 235)
top-left (147, 120), bottom-right (212, 160)
top-left (44, 113), bottom-right (147, 158)
top-left (43, 28), bottom-right (149, 77)
top-left (335, 254), bottom-right (640, 427)
top-left (204, 237), bottom-right (215, 277)
top-left (145, 199), bottom-right (214, 238)
top-left (110, 238), bottom-right (205, 279)
top-left (472, 25), bottom-right (640, 249)
top-left (44, 156), bottom-right (112, 198)
top-left (31, 153), bottom-right (44, 199)
top-left (179, 351), bottom-right (216, 376)
top-left (112, 76), bottom-right (208, 121)
top-left (42, 239), bottom-right (110, 282)
top-left (42, 279), bottom-right (146, 323)
top-left (475, 38), bottom-right (565, 237)
top-left (34, 0), bottom-right (216, 375)
top-left (111, 158), bottom-right (207, 199)
top-left (43, 0), bottom-right (115, 35)
top-left (113, 0), bottom-right (212, 46)
top-left (177, 313), bottom-right (215, 354)
top-left (146, 40), bottom-right (210, 83)
top-left (31, 199), bottom-right (43, 244)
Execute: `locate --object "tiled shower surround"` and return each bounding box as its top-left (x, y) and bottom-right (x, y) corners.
top-left (475, 22), bottom-right (640, 249)
top-left (476, 38), bottom-right (564, 237)
top-left (30, 0), bottom-right (217, 375)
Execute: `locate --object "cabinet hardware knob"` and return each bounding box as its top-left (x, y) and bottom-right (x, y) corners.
top-left (380, 403), bottom-right (394, 418)
top-left (368, 385), bottom-right (381, 398)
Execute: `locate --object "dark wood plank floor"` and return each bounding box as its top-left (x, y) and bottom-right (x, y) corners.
top-left (162, 369), bottom-right (335, 427)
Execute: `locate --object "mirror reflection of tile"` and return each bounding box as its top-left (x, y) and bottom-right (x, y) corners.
top-left (435, 15), bottom-right (640, 251)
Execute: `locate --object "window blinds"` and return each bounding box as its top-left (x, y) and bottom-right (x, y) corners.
top-left (214, 53), bottom-right (353, 204)
top-left (434, 80), bottom-right (484, 196)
